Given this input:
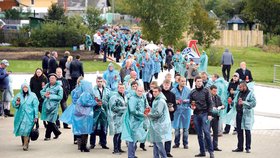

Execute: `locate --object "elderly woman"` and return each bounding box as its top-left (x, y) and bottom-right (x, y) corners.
top-left (12, 82), bottom-right (39, 151)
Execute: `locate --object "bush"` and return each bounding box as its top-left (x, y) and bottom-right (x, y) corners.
top-left (207, 47), bottom-right (221, 66)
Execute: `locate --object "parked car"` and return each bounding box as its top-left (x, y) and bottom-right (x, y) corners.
top-left (1, 24), bottom-right (21, 31)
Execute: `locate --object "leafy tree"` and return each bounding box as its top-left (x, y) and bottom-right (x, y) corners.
top-left (123, 0), bottom-right (192, 45)
top-left (46, 3), bottom-right (66, 21)
top-left (188, 2), bottom-right (220, 48)
top-left (85, 7), bottom-right (106, 32)
top-left (4, 8), bottom-right (21, 20)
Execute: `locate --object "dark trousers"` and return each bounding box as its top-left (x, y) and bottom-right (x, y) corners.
top-left (144, 82), bottom-right (150, 92)
top-left (90, 124), bottom-right (107, 147)
top-left (56, 100), bottom-right (68, 128)
top-left (193, 113), bottom-right (214, 154)
top-left (35, 101), bottom-right (47, 129)
top-left (222, 65), bottom-right (231, 81)
top-left (165, 141), bottom-right (172, 154)
top-left (210, 117), bottom-right (219, 149)
top-left (95, 43), bottom-right (100, 54)
top-left (188, 79), bottom-right (194, 89)
top-left (236, 113), bottom-right (251, 150)
top-left (154, 73), bottom-right (159, 79)
top-left (70, 77), bottom-right (78, 92)
top-left (45, 121), bottom-right (61, 138)
top-left (224, 103), bottom-right (236, 133)
top-left (113, 133), bottom-right (122, 152)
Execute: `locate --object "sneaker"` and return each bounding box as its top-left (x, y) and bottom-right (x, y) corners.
top-left (195, 153), bottom-right (206, 157)
top-left (112, 151), bottom-right (121, 155)
top-left (101, 145), bottom-right (110, 149)
top-left (246, 149), bottom-right (251, 153)
top-left (210, 153), bottom-right (215, 158)
top-left (172, 145), bottom-right (179, 148)
top-left (232, 148), bottom-right (243, 152)
top-left (184, 145), bottom-right (189, 149)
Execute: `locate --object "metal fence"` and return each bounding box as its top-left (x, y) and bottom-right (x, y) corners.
top-left (274, 65), bottom-right (280, 83)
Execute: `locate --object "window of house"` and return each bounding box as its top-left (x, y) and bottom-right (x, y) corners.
top-left (31, 0), bottom-right (35, 5)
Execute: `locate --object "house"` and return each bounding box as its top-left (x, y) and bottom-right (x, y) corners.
top-left (16, 0), bottom-right (58, 17)
top-left (0, 0), bottom-right (19, 12)
top-left (227, 15), bottom-right (245, 30)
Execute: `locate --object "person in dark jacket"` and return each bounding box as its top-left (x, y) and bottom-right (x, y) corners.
top-left (69, 55), bottom-right (84, 91)
top-left (235, 62), bottom-right (253, 83)
top-left (48, 51), bottom-right (58, 74)
top-left (221, 48), bottom-right (234, 81)
top-left (165, 51), bottom-right (173, 72)
top-left (146, 81), bottom-right (158, 107)
top-left (42, 51), bottom-right (50, 76)
top-left (56, 67), bottom-right (70, 129)
top-left (30, 68), bottom-right (48, 128)
top-left (0, 59), bottom-right (10, 118)
top-left (165, 45), bottom-right (174, 56)
top-left (209, 85), bottom-right (224, 151)
top-left (161, 79), bottom-right (177, 157)
top-left (114, 41), bottom-right (122, 63)
top-left (224, 73), bottom-right (240, 134)
top-left (190, 76), bottom-right (214, 158)
top-left (59, 51), bottom-right (70, 77)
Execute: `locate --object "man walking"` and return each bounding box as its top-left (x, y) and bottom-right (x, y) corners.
top-left (48, 51), bottom-right (59, 74)
top-left (190, 76), bottom-right (214, 158)
top-left (70, 55), bottom-right (84, 91)
top-left (221, 48), bottom-right (234, 81)
top-left (0, 60), bottom-right (10, 118)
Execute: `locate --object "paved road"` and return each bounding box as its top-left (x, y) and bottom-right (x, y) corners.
top-left (0, 117), bottom-right (280, 158)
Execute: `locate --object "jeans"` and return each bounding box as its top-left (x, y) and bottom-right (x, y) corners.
top-left (113, 133), bottom-right (122, 152)
top-left (222, 65), bottom-right (231, 82)
top-left (45, 121), bottom-right (61, 138)
top-left (236, 113), bottom-right (251, 150)
top-left (193, 113), bottom-right (214, 154)
top-left (165, 141), bottom-right (171, 154)
top-left (153, 142), bottom-right (167, 158)
top-left (128, 142), bottom-right (137, 158)
top-left (174, 128), bottom-right (188, 146)
top-left (90, 124), bottom-right (107, 147)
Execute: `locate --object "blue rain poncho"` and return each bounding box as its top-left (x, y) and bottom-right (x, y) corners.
top-left (40, 81), bottom-right (63, 123)
top-left (198, 51), bottom-right (208, 73)
top-left (60, 85), bottom-right (82, 125)
top-left (108, 92), bottom-right (127, 135)
top-left (172, 53), bottom-right (184, 73)
top-left (224, 87), bottom-right (256, 130)
top-left (212, 77), bottom-right (229, 118)
top-left (92, 85), bottom-right (111, 129)
top-left (72, 80), bottom-right (97, 135)
top-left (12, 83), bottom-right (39, 137)
top-left (152, 54), bottom-right (162, 74)
top-left (142, 58), bottom-right (154, 82)
top-left (147, 93), bottom-right (172, 143)
top-left (103, 63), bottom-right (120, 91)
top-left (171, 86), bottom-right (192, 129)
top-left (122, 92), bottom-right (149, 143)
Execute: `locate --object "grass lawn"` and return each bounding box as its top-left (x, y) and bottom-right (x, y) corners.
top-left (7, 60), bottom-right (121, 73)
top-left (205, 47), bottom-right (280, 86)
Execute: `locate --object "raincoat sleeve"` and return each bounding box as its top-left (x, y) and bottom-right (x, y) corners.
top-left (148, 99), bottom-right (165, 119)
top-left (40, 84), bottom-right (47, 99)
top-left (242, 92), bottom-right (256, 109)
top-left (128, 98), bottom-right (145, 118)
top-left (49, 87), bottom-right (63, 101)
top-left (31, 93), bottom-right (39, 118)
top-left (12, 93), bottom-right (21, 109)
top-left (111, 98), bottom-right (127, 113)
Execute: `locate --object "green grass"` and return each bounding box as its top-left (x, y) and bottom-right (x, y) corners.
top-left (7, 60), bottom-right (121, 73)
top-left (205, 47), bottom-right (280, 86)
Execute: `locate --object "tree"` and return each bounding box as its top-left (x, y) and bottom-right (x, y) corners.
top-left (123, 0), bottom-right (192, 45)
top-left (46, 3), bottom-right (66, 21)
top-left (188, 2), bottom-right (220, 48)
top-left (4, 8), bottom-right (21, 20)
top-left (85, 7), bottom-right (106, 32)
top-left (244, 0), bottom-right (280, 35)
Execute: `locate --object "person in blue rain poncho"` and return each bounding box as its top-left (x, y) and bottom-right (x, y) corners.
top-left (103, 63), bottom-right (120, 91)
top-left (40, 73), bottom-right (63, 141)
top-left (152, 51), bottom-right (162, 80)
top-left (72, 80), bottom-right (98, 152)
top-left (122, 86), bottom-right (149, 158)
top-left (142, 53), bottom-right (154, 92)
top-left (90, 76), bottom-right (111, 150)
top-left (198, 51), bottom-right (208, 73)
top-left (108, 84), bottom-right (127, 154)
top-left (171, 77), bottom-right (192, 149)
top-left (108, 35), bottom-right (115, 57)
top-left (172, 50), bottom-right (183, 75)
top-left (225, 81), bottom-right (256, 153)
top-left (146, 86), bottom-right (172, 158)
top-left (12, 82), bottom-right (39, 151)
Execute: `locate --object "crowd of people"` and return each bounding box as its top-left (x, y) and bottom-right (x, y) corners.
top-left (0, 27), bottom-right (257, 158)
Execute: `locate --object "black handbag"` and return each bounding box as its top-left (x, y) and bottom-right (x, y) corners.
top-left (30, 125), bottom-right (39, 141)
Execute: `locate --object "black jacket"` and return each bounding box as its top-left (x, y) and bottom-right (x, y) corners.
top-left (146, 90), bottom-right (155, 107)
top-left (42, 55), bottom-right (49, 70)
top-left (161, 88), bottom-right (177, 121)
top-left (227, 79), bottom-right (240, 98)
top-left (70, 59), bottom-right (84, 78)
top-left (59, 56), bottom-right (68, 76)
top-left (48, 56), bottom-right (58, 74)
top-left (190, 86), bottom-right (213, 116)
top-left (235, 68), bottom-right (253, 82)
top-left (30, 75), bottom-right (48, 102)
top-left (57, 77), bottom-right (70, 102)
top-left (211, 95), bottom-right (222, 117)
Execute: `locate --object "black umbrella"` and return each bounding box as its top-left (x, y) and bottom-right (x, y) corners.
top-left (120, 26), bottom-right (130, 31)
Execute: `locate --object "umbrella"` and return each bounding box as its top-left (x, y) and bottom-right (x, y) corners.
top-left (144, 44), bottom-right (159, 51)
top-left (120, 26), bottom-right (130, 31)
top-left (99, 25), bottom-right (108, 30)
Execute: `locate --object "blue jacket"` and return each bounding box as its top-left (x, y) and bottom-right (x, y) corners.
top-left (103, 63), bottom-right (120, 92)
top-left (142, 58), bottom-right (154, 82)
top-left (0, 68), bottom-right (9, 89)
